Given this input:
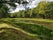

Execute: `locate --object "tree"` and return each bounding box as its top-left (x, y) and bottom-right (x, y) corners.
top-left (0, 0), bottom-right (17, 18)
top-left (46, 2), bottom-right (53, 19)
top-left (0, 0), bottom-right (29, 18)
top-left (35, 1), bottom-right (48, 19)
top-left (0, 5), bottom-right (9, 18)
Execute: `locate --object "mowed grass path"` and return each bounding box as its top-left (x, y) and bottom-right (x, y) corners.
top-left (2, 18), bottom-right (53, 22)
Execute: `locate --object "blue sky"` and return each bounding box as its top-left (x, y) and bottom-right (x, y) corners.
top-left (10, 0), bottom-right (53, 13)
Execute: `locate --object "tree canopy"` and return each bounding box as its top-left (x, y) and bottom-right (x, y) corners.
top-left (0, 0), bottom-right (53, 19)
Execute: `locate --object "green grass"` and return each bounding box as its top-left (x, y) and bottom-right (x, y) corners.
top-left (0, 18), bottom-right (53, 40)
top-left (11, 22), bottom-right (53, 36)
top-left (1, 18), bottom-right (53, 22)
top-left (11, 22), bottom-right (53, 40)
top-left (0, 28), bottom-right (39, 40)
top-left (1, 18), bottom-right (53, 29)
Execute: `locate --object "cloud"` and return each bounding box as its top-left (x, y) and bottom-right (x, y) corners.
top-left (10, 0), bottom-right (41, 13)
top-left (10, 0), bottom-right (53, 13)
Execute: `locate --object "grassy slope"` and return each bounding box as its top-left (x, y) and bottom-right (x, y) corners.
top-left (0, 23), bottom-right (38, 37)
top-left (0, 23), bottom-right (39, 40)
top-left (0, 18), bottom-right (53, 40)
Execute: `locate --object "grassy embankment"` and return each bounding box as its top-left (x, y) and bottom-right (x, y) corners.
top-left (0, 18), bottom-right (53, 40)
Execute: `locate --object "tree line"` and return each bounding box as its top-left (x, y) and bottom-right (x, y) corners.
top-left (0, 0), bottom-right (53, 19)
top-left (9, 1), bottom-right (53, 19)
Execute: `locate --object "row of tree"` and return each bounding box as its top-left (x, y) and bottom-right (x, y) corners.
top-left (0, 0), bottom-right (53, 19)
top-left (9, 1), bottom-right (53, 19)
top-left (0, 0), bottom-right (29, 18)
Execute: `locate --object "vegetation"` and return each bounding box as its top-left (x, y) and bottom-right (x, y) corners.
top-left (0, 18), bottom-right (53, 40)
top-left (0, 0), bottom-right (53, 19)
top-left (0, 28), bottom-right (39, 40)
top-left (0, 0), bottom-right (53, 40)
top-left (0, 0), bottom-right (28, 18)
top-left (8, 1), bottom-right (53, 19)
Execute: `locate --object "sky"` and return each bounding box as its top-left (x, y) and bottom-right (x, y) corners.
top-left (10, 0), bottom-right (53, 13)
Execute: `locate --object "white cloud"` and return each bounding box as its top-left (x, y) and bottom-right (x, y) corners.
top-left (10, 0), bottom-right (41, 13)
top-left (10, 0), bottom-right (53, 13)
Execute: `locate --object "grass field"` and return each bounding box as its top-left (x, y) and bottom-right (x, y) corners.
top-left (1, 18), bottom-right (53, 29)
top-left (0, 18), bottom-right (53, 40)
